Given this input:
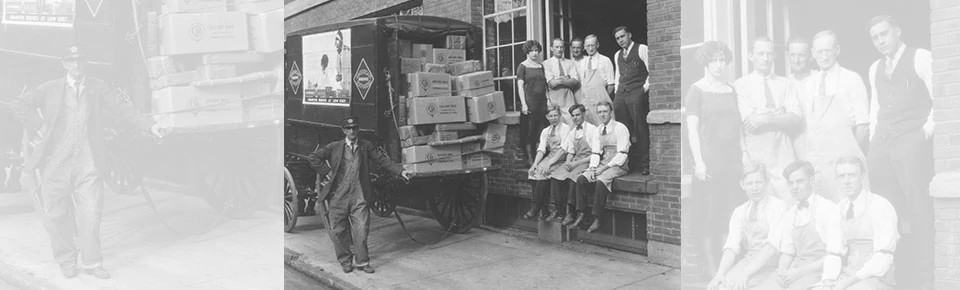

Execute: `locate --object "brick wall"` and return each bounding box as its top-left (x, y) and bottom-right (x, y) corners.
top-left (285, 0), bottom-right (413, 33)
top-left (422, 0), bottom-right (483, 27)
top-left (931, 0), bottom-right (960, 288)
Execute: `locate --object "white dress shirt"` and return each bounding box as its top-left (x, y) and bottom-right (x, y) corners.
top-left (561, 122), bottom-right (599, 154)
top-left (733, 72), bottom-right (802, 121)
top-left (723, 196), bottom-right (789, 256)
top-left (537, 122), bottom-right (572, 153)
top-left (867, 44), bottom-right (934, 140)
top-left (589, 120), bottom-right (631, 168)
top-left (834, 190), bottom-right (899, 280)
top-left (543, 57), bottom-right (581, 83)
top-left (775, 193), bottom-right (844, 280)
top-left (613, 42), bottom-right (651, 92)
top-left (578, 53), bottom-right (616, 86)
top-left (804, 64), bottom-right (870, 126)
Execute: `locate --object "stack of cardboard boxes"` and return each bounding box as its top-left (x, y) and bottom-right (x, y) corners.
top-left (147, 0), bottom-right (283, 129)
top-left (397, 36), bottom-right (508, 174)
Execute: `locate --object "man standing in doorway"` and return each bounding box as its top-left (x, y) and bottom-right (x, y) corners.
top-left (866, 15), bottom-right (935, 289)
top-left (8, 46), bottom-right (167, 279)
top-left (543, 37), bottom-right (581, 125)
top-left (613, 26), bottom-right (651, 175)
top-left (307, 116), bottom-right (412, 274)
top-left (576, 34), bottom-right (616, 126)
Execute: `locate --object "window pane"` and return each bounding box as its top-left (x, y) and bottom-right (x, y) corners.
top-left (497, 46), bottom-right (515, 78)
top-left (498, 12), bottom-right (513, 46)
top-left (485, 18), bottom-right (498, 51)
top-left (486, 48), bottom-right (499, 75)
top-left (514, 13), bottom-right (527, 42)
top-left (513, 45), bottom-right (526, 75)
top-left (681, 0), bottom-right (703, 46)
top-left (497, 79), bottom-right (518, 111)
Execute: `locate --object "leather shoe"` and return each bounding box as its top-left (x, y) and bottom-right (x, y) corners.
top-left (571, 213), bottom-right (585, 228)
top-left (561, 212), bottom-right (576, 226)
top-left (61, 266), bottom-right (79, 278)
top-left (85, 267), bottom-right (111, 279)
top-left (542, 210), bottom-right (557, 221)
top-left (522, 207), bottom-right (540, 220)
top-left (587, 219), bottom-right (602, 233)
top-left (341, 264), bottom-right (354, 273)
top-left (357, 265), bottom-right (375, 274)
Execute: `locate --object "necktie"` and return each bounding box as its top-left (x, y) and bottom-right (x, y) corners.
top-left (576, 124), bottom-right (583, 130)
top-left (601, 125), bottom-right (607, 136)
top-left (797, 199), bottom-right (809, 210)
top-left (818, 71), bottom-right (827, 97)
top-left (846, 203), bottom-right (854, 220)
top-left (549, 125), bottom-right (557, 136)
top-left (587, 55), bottom-right (594, 71)
top-left (885, 57), bottom-right (895, 77)
top-left (558, 58), bottom-right (565, 77)
top-left (748, 201), bottom-right (759, 222)
top-left (763, 76), bottom-right (775, 108)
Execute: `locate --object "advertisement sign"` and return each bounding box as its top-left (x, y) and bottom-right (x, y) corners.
top-left (302, 29), bottom-right (352, 106)
top-left (2, 0), bottom-right (76, 27)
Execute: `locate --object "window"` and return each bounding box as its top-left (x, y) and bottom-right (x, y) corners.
top-left (483, 0), bottom-right (528, 111)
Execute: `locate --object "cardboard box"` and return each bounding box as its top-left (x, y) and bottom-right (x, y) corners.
top-left (496, 111), bottom-right (522, 125)
top-left (433, 131), bottom-right (460, 142)
top-left (452, 85), bottom-right (496, 97)
top-left (150, 70), bottom-right (200, 90)
top-left (243, 96), bottom-right (282, 122)
top-left (446, 60), bottom-right (483, 76)
top-left (197, 64), bottom-right (238, 80)
top-left (466, 91), bottom-right (507, 123)
top-left (161, 0), bottom-right (227, 14)
top-left (146, 56), bottom-right (179, 78)
top-left (411, 44), bottom-right (433, 61)
top-left (451, 71), bottom-right (494, 92)
top-left (398, 125), bottom-right (420, 140)
top-left (248, 8), bottom-right (283, 53)
top-left (435, 122), bottom-right (477, 131)
top-left (401, 135), bottom-right (433, 148)
top-left (160, 12), bottom-right (249, 55)
top-left (461, 142), bottom-right (491, 169)
top-left (201, 52), bottom-right (265, 64)
top-left (406, 96), bottom-right (466, 125)
top-left (405, 72), bottom-right (452, 98)
top-left (430, 49), bottom-right (465, 64)
top-left (483, 123), bottom-right (507, 153)
top-left (152, 86), bottom-right (244, 128)
top-left (401, 58), bottom-right (422, 74)
top-left (446, 35), bottom-right (466, 50)
top-left (229, 0), bottom-right (284, 14)
top-left (422, 63), bottom-right (447, 74)
top-left (402, 144), bottom-right (463, 173)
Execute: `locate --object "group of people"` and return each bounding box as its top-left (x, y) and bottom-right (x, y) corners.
top-left (685, 15), bottom-right (935, 289)
top-left (515, 26), bottom-right (650, 232)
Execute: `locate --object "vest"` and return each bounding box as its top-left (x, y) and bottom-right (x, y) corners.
top-left (873, 47), bottom-right (932, 140)
top-left (329, 143), bottom-right (362, 198)
top-left (616, 43), bottom-right (648, 94)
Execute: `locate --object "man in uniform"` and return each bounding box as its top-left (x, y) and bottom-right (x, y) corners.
top-left (576, 34), bottom-right (616, 126)
top-left (307, 116), bottom-right (412, 274)
top-left (612, 26), bottom-right (651, 175)
top-left (9, 46), bottom-right (166, 279)
top-left (734, 37), bottom-right (803, 202)
top-left (543, 37), bottom-right (581, 125)
top-left (866, 15), bottom-right (935, 289)
top-left (574, 102), bottom-right (630, 232)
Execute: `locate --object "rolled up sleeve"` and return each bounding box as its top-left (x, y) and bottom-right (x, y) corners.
top-left (607, 123), bottom-right (631, 167)
top-left (821, 203), bottom-right (845, 281)
top-left (855, 200), bottom-right (899, 280)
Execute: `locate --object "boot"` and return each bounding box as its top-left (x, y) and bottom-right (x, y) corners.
top-left (561, 211), bottom-right (576, 226)
top-left (587, 218), bottom-right (601, 233)
top-left (570, 212), bottom-right (585, 228)
top-left (542, 203), bottom-right (558, 221)
top-left (523, 206), bottom-right (541, 220)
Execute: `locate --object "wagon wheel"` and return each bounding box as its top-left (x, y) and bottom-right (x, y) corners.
top-left (103, 151), bottom-right (143, 195)
top-left (430, 176), bottom-right (480, 234)
top-left (370, 172), bottom-right (398, 218)
top-left (284, 167), bottom-right (299, 232)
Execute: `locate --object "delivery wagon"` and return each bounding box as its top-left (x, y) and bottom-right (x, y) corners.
top-left (284, 15), bottom-right (509, 235)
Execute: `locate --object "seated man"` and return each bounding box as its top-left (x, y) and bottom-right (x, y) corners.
top-left (757, 161), bottom-right (843, 290)
top-left (524, 106), bottom-right (571, 220)
top-left (708, 163), bottom-right (788, 290)
top-left (549, 104), bottom-right (597, 225)
top-left (815, 156), bottom-right (899, 290)
top-left (575, 102), bottom-right (630, 232)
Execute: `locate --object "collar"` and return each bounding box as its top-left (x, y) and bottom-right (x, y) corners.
top-left (751, 70), bottom-right (774, 80)
top-left (844, 189), bottom-right (869, 210)
top-left (887, 43), bottom-right (907, 64)
top-left (795, 193), bottom-right (816, 210)
top-left (345, 138), bottom-right (358, 148)
top-left (790, 71), bottom-right (811, 81)
top-left (575, 122), bottom-right (584, 130)
top-left (624, 42), bottom-right (635, 52)
top-left (66, 74), bottom-right (85, 88)
top-left (819, 63), bottom-right (841, 77)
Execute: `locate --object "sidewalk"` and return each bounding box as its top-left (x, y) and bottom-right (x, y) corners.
top-left (284, 211), bottom-right (679, 290)
top-left (0, 182), bottom-right (283, 290)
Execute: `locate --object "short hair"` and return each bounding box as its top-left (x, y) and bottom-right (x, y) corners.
top-left (867, 15), bottom-right (899, 32)
top-left (571, 37), bottom-right (584, 45)
top-left (782, 160), bottom-right (816, 180)
top-left (546, 104), bottom-right (562, 115)
top-left (585, 34), bottom-right (599, 43)
top-left (695, 41), bottom-right (733, 66)
top-left (613, 26), bottom-right (630, 35)
top-left (552, 37), bottom-right (566, 45)
top-left (835, 156), bottom-right (867, 175)
top-left (753, 36), bottom-right (775, 50)
top-left (812, 30), bottom-right (840, 47)
top-left (596, 101), bottom-right (613, 111)
top-left (786, 36), bottom-right (810, 49)
top-left (522, 40), bottom-right (542, 54)
top-left (569, 104), bottom-right (586, 115)
top-left (321, 54), bottom-right (329, 66)
top-left (742, 162), bottom-right (769, 181)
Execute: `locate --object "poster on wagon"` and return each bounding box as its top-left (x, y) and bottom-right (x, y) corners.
top-left (302, 29), bottom-right (352, 106)
top-left (2, 0), bottom-right (76, 27)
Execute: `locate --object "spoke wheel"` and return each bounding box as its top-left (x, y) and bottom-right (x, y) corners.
top-left (284, 167), bottom-right (299, 232)
top-left (370, 174), bottom-right (398, 218)
top-left (430, 177), bottom-right (480, 234)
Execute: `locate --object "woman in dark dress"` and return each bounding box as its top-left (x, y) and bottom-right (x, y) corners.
top-left (683, 40), bottom-right (744, 278)
top-left (517, 40), bottom-right (547, 165)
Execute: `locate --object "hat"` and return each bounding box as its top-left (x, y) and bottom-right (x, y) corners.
top-left (63, 45), bottom-right (85, 60)
top-left (341, 116), bottom-right (360, 128)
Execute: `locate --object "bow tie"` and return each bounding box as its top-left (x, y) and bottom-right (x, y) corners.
top-left (797, 199), bottom-right (809, 209)
top-left (576, 124), bottom-right (583, 130)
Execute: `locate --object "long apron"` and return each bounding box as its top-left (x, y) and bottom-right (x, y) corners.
top-left (530, 127), bottom-right (565, 180)
top-left (805, 92), bottom-right (867, 202)
top-left (758, 209), bottom-right (827, 290)
top-left (720, 204), bottom-right (776, 290)
top-left (839, 207), bottom-right (896, 290)
top-left (594, 130), bottom-right (628, 191)
top-left (577, 60), bottom-right (614, 126)
top-left (550, 130), bottom-right (592, 181)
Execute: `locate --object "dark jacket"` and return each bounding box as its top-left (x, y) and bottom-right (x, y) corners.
top-left (308, 138), bottom-right (403, 202)
top-left (9, 76), bottom-right (152, 172)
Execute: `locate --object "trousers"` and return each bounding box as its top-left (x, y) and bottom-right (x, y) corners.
top-left (321, 189), bottom-right (372, 267)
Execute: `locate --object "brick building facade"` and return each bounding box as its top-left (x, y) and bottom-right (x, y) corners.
top-left (285, 0), bottom-right (681, 267)
top-left (931, 0), bottom-right (960, 288)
